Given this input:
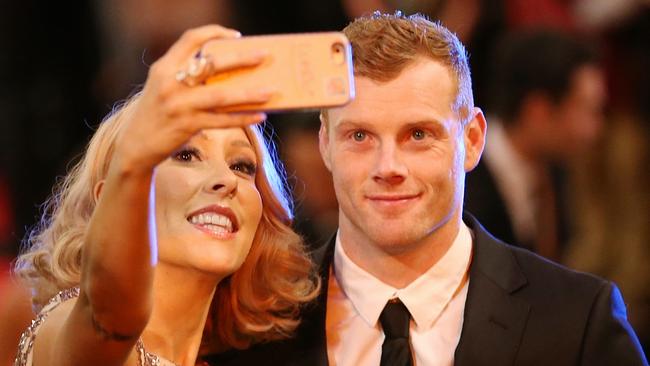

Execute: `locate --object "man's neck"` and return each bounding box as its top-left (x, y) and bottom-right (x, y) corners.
top-left (338, 212), bottom-right (461, 289)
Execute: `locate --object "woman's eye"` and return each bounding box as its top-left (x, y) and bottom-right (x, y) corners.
top-left (231, 161), bottom-right (257, 177)
top-left (172, 148), bottom-right (199, 162)
top-left (412, 129), bottom-right (426, 140)
top-left (352, 130), bottom-right (366, 142)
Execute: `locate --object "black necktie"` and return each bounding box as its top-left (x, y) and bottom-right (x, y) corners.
top-left (379, 298), bottom-right (414, 366)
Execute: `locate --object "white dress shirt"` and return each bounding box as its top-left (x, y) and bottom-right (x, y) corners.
top-left (326, 223), bottom-right (473, 366)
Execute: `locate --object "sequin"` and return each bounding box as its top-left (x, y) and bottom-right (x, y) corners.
top-left (14, 287), bottom-right (79, 366)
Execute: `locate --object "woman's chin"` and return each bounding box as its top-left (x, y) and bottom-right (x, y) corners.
top-left (191, 256), bottom-right (246, 279)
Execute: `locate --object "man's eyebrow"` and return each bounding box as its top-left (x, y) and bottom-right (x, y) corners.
top-left (400, 119), bottom-right (445, 129)
top-left (334, 120), bottom-right (371, 130)
top-left (336, 118), bottom-right (445, 130)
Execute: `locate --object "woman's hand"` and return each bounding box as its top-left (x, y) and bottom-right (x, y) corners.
top-left (37, 24), bottom-right (275, 366)
top-left (113, 24), bottom-right (272, 173)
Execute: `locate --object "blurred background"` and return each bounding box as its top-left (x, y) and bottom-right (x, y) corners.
top-left (1, 0), bottom-right (648, 362)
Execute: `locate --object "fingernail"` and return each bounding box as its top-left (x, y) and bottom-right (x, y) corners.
top-left (224, 29), bottom-right (241, 38)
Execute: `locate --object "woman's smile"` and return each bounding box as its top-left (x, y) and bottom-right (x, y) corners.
top-left (187, 204), bottom-right (239, 239)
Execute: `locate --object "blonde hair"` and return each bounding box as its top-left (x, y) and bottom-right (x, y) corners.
top-left (15, 93), bottom-right (319, 350)
top-left (337, 11), bottom-right (474, 123)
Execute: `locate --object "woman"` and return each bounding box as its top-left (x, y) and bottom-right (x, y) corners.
top-left (13, 25), bottom-right (319, 366)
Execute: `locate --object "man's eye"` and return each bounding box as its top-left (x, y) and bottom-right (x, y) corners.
top-left (412, 129), bottom-right (426, 140)
top-left (352, 130), bottom-right (366, 142)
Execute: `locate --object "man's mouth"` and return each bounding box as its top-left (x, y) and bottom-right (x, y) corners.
top-left (366, 193), bottom-right (421, 201)
top-left (364, 193), bottom-right (422, 211)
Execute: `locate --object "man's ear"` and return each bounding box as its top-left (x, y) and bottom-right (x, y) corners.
top-left (318, 113), bottom-right (332, 172)
top-left (93, 180), bottom-right (105, 205)
top-left (463, 107), bottom-right (487, 172)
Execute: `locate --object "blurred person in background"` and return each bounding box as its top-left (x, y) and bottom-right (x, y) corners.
top-left (94, 0), bottom-right (235, 103)
top-left (277, 115), bottom-right (339, 250)
top-left (565, 2), bottom-right (650, 352)
top-left (464, 29), bottom-right (606, 261)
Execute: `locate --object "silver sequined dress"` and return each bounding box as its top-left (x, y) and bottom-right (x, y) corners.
top-left (14, 287), bottom-right (178, 366)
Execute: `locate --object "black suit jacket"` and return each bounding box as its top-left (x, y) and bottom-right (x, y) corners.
top-left (206, 215), bottom-right (648, 365)
top-left (464, 160), bottom-right (520, 247)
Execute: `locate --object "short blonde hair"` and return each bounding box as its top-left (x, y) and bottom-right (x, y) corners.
top-left (325, 12), bottom-right (474, 123)
top-left (15, 93), bottom-right (319, 350)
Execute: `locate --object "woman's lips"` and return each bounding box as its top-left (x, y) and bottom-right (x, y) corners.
top-left (191, 223), bottom-right (236, 240)
top-left (186, 204), bottom-right (239, 239)
top-left (186, 204), bottom-right (239, 232)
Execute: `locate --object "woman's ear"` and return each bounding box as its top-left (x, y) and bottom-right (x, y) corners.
top-left (93, 180), bottom-right (105, 204)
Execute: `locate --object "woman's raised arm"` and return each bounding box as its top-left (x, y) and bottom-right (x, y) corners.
top-left (32, 24), bottom-right (272, 366)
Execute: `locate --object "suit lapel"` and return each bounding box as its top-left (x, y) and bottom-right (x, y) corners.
top-left (455, 215), bottom-right (530, 366)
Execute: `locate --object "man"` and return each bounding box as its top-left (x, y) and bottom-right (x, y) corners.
top-left (207, 12), bottom-right (647, 365)
top-left (465, 30), bottom-right (606, 260)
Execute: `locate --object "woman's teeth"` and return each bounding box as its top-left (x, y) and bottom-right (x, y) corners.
top-left (189, 213), bottom-right (233, 232)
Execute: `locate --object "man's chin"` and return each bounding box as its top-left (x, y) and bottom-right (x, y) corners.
top-left (363, 228), bottom-right (425, 252)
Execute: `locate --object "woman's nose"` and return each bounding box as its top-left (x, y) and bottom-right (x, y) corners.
top-left (205, 167), bottom-right (238, 198)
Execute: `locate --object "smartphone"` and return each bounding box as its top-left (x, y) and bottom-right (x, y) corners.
top-left (202, 32), bottom-right (354, 112)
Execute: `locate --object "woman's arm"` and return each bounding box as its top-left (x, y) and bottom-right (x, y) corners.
top-left (32, 24), bottom-right (271, 366)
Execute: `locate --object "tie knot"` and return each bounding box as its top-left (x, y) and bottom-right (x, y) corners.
top-left (379, 299), bottom-right (411, 339)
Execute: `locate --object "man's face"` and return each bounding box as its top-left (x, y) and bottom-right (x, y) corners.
top-left (540, 65), bottom-right (606, 160)
top-left (320, 57), bottom-right (485, 253)
top-left (556, 65), bottom-right (606, 156)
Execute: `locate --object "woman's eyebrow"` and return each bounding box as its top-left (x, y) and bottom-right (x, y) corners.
top-left (230, 139), bottom-right (255, 153)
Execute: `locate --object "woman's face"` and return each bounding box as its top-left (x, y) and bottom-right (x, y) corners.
top-left (154, 127), bottom-right (263, 277)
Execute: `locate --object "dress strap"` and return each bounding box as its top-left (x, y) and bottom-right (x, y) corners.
top-left (14, 287), bottom-right (80, 366)
top-left (136, 339), bottom-right (181, 366)
top-left (15, 287), bottom-right (181, 366)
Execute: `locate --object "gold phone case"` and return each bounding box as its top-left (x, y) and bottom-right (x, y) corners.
top-left (203, 32), bottom-right (354, 112)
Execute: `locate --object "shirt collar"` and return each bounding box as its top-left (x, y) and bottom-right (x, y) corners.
top-left (333, 222), bottom-right (473, 330)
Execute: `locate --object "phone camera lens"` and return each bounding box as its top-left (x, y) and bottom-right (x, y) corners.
top-left (331, 43), bottom-right (345, 64)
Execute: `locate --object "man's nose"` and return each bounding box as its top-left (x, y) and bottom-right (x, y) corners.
top-left (372, 142), bottom-right (407, 185)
